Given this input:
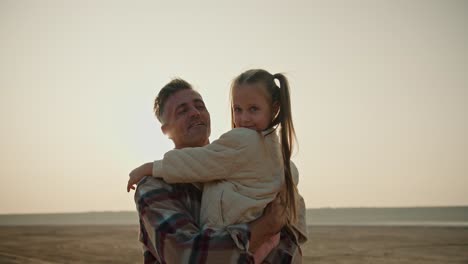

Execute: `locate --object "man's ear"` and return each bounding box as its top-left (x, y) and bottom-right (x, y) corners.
top-left (161, 124), bottom-right (169, 137)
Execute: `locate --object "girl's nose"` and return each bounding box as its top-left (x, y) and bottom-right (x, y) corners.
top-left (241, 113), bottom-right (251, 123)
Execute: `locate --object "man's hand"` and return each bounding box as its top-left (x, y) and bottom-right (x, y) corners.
top-left (249, 192), bottom-right (288, 252)
top-left (262, 193), bottom-right (288, 232)
top-left (127, 162), bottom-right (153, 192)
top-left (253, 233), bottom-right (280, 263)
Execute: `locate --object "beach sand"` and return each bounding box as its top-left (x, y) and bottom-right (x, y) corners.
top-left (0, 225), bottom-right (467, 263)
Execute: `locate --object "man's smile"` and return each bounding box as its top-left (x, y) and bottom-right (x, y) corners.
top-left (188, 122), bottom-right (206, 129)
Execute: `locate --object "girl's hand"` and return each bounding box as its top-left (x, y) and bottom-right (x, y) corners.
top-left (127, 162), bottom-right (153, 192)
top-left (127, 168), bottom-right (145, 192)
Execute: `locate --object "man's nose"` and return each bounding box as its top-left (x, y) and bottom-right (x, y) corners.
top-left (188, 106), bottom-right (201, 118)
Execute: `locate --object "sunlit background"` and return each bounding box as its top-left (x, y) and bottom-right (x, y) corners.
top-left (1, 0), bottom-right (467, 214)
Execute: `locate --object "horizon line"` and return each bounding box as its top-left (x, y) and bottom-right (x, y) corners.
top-left (2, 205), bottom-right (468, 216)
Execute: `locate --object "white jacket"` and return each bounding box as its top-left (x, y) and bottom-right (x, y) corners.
top-left (153, 128), bottom-right (307, 242)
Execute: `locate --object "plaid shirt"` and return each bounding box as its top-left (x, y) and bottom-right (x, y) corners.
top-left (134, 176), bottom-right (304, 263)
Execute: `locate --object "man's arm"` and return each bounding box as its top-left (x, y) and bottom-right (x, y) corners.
top-left (291, 193), bottom-right (308, 244)
top-left (289, 162), bottom-right (309, 244)
top-left (135, 176), bottom-right (283, 263)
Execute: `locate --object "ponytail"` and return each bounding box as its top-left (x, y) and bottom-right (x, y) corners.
top-left (273, 73), bottom-right (298, 224)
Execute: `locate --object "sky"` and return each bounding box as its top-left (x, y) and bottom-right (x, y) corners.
top-left (1, 0), bottom-right (467, 214)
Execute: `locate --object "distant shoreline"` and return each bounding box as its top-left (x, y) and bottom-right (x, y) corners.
top-left (2, 205), bottom-right (468, 216)
top-left (1, 207), bottom-right (467, 226)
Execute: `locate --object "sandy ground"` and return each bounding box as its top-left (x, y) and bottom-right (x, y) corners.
top-left (0, 225), bottom-right (467, 263)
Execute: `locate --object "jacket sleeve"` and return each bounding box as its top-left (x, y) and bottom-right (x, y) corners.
top-left (153, 128), bottom-right (259, 183)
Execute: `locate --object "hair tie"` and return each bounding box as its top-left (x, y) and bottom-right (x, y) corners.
top-left (273, 74), bottom-right (280, 88)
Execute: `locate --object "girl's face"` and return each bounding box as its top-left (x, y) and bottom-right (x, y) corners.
top-left (232, 83), bottom-right (275, 131)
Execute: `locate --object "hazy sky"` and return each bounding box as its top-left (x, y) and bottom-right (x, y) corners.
top-left (1, 0), bottom-right (467, 214)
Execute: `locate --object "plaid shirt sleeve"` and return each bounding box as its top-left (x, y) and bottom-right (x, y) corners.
top-left (134, 176), bottom-right (254, 263)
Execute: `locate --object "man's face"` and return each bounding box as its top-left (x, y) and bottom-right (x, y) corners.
top-left (161, 89), bottom-right (211, 149)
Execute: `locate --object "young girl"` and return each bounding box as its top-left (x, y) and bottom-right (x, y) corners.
top-left (128, 69), bottom-right (307, 260)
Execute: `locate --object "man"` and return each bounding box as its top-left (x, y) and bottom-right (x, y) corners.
top-left (132, 79), bottom-right (307, 263)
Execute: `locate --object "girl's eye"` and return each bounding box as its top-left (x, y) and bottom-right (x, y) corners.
top-left (250, 107), bottom-right (258, 112)
top-left (234, 107), bottom-right (241, 113)
top-left (196, 104), bottom-right (206, 110)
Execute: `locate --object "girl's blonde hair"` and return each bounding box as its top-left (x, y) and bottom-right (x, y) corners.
top-left (230, 69), bottom-right (298, 224)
